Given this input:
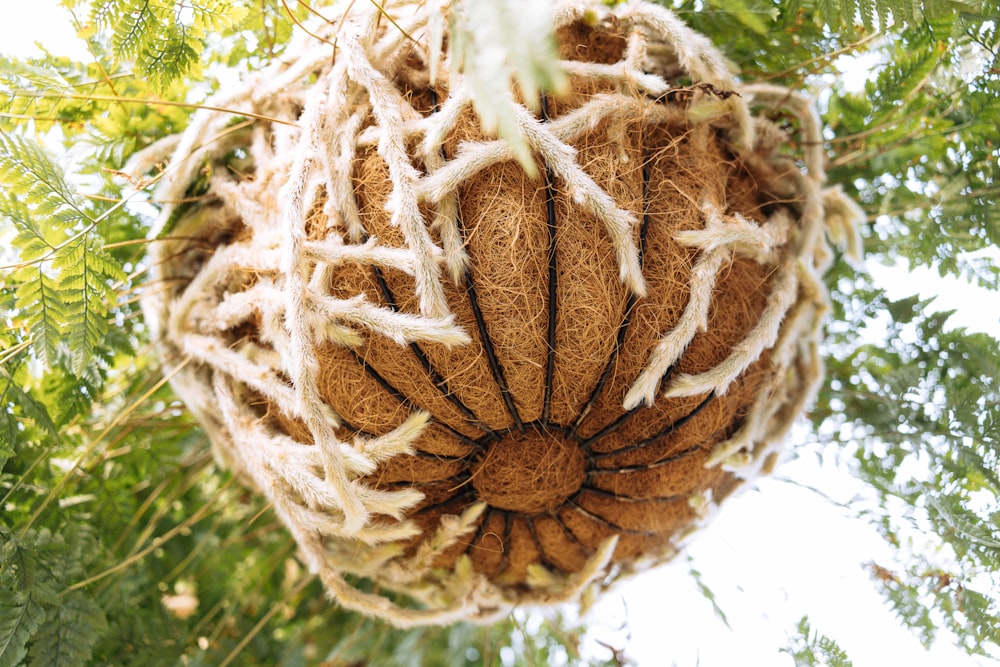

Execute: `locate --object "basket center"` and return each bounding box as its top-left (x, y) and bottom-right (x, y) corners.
top-left (471, 427), bottom-right (586, 514)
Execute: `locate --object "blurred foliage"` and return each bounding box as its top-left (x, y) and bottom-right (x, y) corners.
top-left (1, 0), bottom-right (999, 664)
top-left (782, 616), bottom-right (854, 667)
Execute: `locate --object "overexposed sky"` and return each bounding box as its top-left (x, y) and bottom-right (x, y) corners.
top-left (1, 3), bottom-right (994, 666)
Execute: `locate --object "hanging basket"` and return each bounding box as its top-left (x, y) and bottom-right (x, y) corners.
top-left (141, 0), bottom-right (858, 626)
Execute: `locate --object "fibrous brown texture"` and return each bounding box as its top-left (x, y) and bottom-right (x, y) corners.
top-left (140, 0), bottom-right (860, 626)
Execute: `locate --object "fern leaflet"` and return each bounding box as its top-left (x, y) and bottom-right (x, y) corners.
top-left (53, 238), bottom-right (125, 375)
top-left (11, 265), bottom-right (66, 368)
top-left (138, 25), bottom-right (200, 91)
top-left (816, 0), bottom-right (977, 31)
top-left (26, 593), bottom-right (108, 667)
top-left (91, 0), bottom-right (249, 91)
top-left (0, 591), bottom-right (45, 667)
top-left (0, 532), bottom-right (56, 667)
top-left (0, 362), bottom-right (58, 457)
top-left (0, 133), bottom-right (125, 374)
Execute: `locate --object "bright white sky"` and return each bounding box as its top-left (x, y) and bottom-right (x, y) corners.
top-left (2, 3), bottom-right (996, 666)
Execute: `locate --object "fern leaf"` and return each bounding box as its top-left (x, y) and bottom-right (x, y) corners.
top-left (871, 42), bottom-right (940, 108)
top-left (90, 0), bottom-right (248, 91)
top-left (0, 133), bottom-right (125, 374)
top-left (783, 616), bottom-right (854, 667)
top-left (0, 363), bottom-right (59, 455)
top-left (709, 0), bottom-right (777, 35)
top-left (0, 133), bottom-right (84, 226)
top-left (190, 0), bottom-right (250, 33)
top-left (138, 26), bottom-right (200, 91)
top-left (815, 0), bottom-right (842, 28)
top-left (840, 0), bottom-right (859, 27)
top-left (109, 0), bottom-right (155, 59)
top-left (0, 590), bottom-right (45, 667)
top-left (26, 593), bottom-right (108, 667)
top-left (0, 534), bottom-right (56, 667)
top-left (51, 238), bottom-right (124, 375)
top-left (12, 264), bottom-right (66, 367)
top-left (0, 55), bottom-right (77, 126)
top-left (1, 197), bottom-right (56, 262)
top-left (857, 0), bottom-right (877, 30)
top-left (898, 0), bottom-right (923, 24)
top-left (0, 55), bottom-right (74, 95)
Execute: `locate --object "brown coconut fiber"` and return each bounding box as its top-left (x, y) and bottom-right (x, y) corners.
top-left (139, 0), bottom-right (862, 626)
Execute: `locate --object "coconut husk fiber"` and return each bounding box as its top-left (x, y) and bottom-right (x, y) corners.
top-left (140, 0), bottom-right (861, 626)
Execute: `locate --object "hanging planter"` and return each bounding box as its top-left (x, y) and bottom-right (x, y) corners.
top-left (141, 0), bottom-right (859, 626)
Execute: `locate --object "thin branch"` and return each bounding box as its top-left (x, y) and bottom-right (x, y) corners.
top-left (217, 575), bottom-right (312, 667)
top-left (19, 358), bottom-right (192, 539)
top-left (63, 476), bottom-right (237, 593)
top-left (751, 32), bottom-right (883, 83)
top-left (366, 0), bottom-right (418, 46)
top-left (282, 0), bottom-right (337, 48)
top-left (8, 91), bottom-right (297, 127)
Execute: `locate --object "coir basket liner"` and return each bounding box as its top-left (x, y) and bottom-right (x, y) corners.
top-left (141, 0), bottom-right (859, 625)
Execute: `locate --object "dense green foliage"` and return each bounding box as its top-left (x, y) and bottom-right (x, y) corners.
top-left (1, 0), bottom-right (998, 664)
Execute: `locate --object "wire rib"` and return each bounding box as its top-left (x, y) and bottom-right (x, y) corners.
top-left (347, 349), bottom-right (485, 450)
top-left (587, 442), bottom-right (701, 475)
top-left (526, 516), bottom-right (560, 572)
top-left (464, 269), bottom-right (524, 431)
top-left (579, 360), bottom-right (680, 453)
top-left (562, 503), bottom-right (664, 537)
top-left (413, 486), bottom-right (477, 515)
top-left (371, 266), bottom-right (498, 438)
top-left (569, 155), bottom-right (653, 435)
top-left (589, 391), bottom-right (715, 462)
top-left (578, 484), bottom-right (684, 503)
top-left (540, 94), bottom-right (558, 426)
top-left (428, 83), bottom-right (523, 433)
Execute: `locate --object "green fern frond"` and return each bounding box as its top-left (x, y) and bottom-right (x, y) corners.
top-left (0, 363), bottom-right (58, 460)
top-left (869, 40), bottom-right (941, 106)
top-left (52, 238), bottom-right (125, 375)
top-left (0, 133), bottom-right (125, 375)
top-left (717, 0), bottom-right (780, 35)
top-left (0, 528), bottom-right (107, 667)
top-left (815, 0), bottom-right (843, 29)
top-left (187, 0), bottom-right (251, 34)
top-left (0, 590), bottom-right (46, 667)
top-left (92, 0), bottom-right (249, 91)
top-left (2, 198), bottom-right (57, 261)
top-left (0, 531), bottom-right (57, 667)
top-left (11, 265), bottom-right (66, 368)
top-left (783, 616), bottom-right (854, 667)
top-left (815, 0), bottom-right (977, 31)
top-left (856, 0), bottom-right (876, 30)
top-left (0, 133), bottom-right (85, 228)
top-left (0, 56), bottom-right (74, 94)
top-left (108, 0), bottom-right (156, 60)
top-left (26, 593), bottom-right (107, 667)
top-left (0, 55), bottom-right (77, 126)
top-left (137, 26), bottom-right (200, 91)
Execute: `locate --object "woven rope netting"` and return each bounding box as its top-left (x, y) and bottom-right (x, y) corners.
top-left (141, 0), bottom-right (861, 626)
